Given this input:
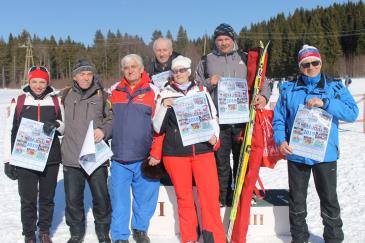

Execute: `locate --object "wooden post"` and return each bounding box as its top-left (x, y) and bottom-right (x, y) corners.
top-left (2, 66), bottom-right (5, 88)
top-left (363, 94), bottom-right (365, 133)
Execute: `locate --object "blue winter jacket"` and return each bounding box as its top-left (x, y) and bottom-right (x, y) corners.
top-left (273, 73), bottom-right (359, 165)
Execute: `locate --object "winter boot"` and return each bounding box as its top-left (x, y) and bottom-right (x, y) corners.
top-left (24, 235), bottom-right (36, 243)
top-left (38, 232), bottom-right (53, 243)
top-left (132, 229), bottom-right (150, 243)
top-left (97, 234), bottom-right (111, 243)
top-left (96, 224), bottom-right (111, 243)
top-left (67, 235), bottom-right (84, 243)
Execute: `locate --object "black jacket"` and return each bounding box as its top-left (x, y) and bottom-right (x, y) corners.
top-left (11, 86), bottom-right (64, 165)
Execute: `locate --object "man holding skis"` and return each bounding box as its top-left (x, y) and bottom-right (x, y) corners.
top-left (195, 23), bottom-right (271, 207)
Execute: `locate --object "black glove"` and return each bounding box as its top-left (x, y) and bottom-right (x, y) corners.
top-left (43, 121), bottom-right (60, 135)
top-left (4, 162), bottom-right (17, 180)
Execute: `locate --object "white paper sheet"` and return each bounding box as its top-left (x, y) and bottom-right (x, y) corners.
top-left (79, 121), bottom-right (113, 175)
top-left (10, 118), bottom-right (55, 172)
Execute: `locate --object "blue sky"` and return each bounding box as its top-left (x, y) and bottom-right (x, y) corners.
top-left (0, 0), bottom-right (358, 46)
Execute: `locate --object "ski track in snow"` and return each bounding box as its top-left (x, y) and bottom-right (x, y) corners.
top-left (0, 78), bottom-right (364, 243)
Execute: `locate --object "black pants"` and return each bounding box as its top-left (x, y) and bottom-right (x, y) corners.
top-left (288, 161), bottom-right (344, 243)
top-left (215, 124), bottom-right (243, 205)
top-left (63, 165), bottom-right (111, 237)
top-left (17, 164), bottom-right (59, 237)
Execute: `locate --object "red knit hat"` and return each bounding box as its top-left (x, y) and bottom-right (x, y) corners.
top-left (297, 45), bottom-right (321, 66)
top-left (28, 66), bottom-right (50, 83)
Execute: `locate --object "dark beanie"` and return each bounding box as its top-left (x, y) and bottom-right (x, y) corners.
top-left (72, 59), bottom-right (96, 77)
top-left (213, 23), bottom-right (236, 40)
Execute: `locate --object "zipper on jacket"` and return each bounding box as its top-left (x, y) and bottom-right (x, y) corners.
top-left (192, 144), bottom-right (196, 157)
top-left (86, 102), bottom-right (89, 119)
top-left (37, 102), bottom-right (40, 122)
top-left (73, 100), bottom-right (76, 120)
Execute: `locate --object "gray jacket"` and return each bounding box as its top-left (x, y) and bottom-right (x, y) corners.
top-left (60, 79), bottom-right (112, 167)
top-left (195, 46), bottom-right (271, 111)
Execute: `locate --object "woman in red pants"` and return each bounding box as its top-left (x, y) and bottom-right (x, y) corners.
top-left (150, 55), bottom-right (226, 243)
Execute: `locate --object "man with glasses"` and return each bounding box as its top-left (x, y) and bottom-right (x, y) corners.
top-left (195, 23), bottom-right (271, 207)
top-left (273, 45), bottom-right (359, 243)
top-left (61, 59), bottom-right (112, 243)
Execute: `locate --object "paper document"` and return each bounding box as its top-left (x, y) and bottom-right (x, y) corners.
top-left (217, 77), bottom-right (249, 124)
top-left (289, 104), bottom-right (332, 162)
top-left (151, 71), bottom-right (171, 89)
top-left (10, 118), bottom-right (55, 172)
top-left (79, 121), bottom-right (113, 175)
top-left (173, 92), bottom-right (215, 146)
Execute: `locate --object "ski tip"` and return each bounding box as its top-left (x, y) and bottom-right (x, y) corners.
top-left (259, 41), bottom-right (264, 49)
top-left (266, 40), bottom-right (271, 48)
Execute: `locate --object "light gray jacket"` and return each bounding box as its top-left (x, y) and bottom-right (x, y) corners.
top-left (195, 46), bottom-right (271, 111)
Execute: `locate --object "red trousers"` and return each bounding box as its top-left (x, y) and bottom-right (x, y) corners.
top-left (163, 152), bottom-right (226, 243)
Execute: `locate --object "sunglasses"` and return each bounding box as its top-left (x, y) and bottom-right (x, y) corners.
top-left (28, 66), bottom-right (49, 74)
top-left (172, 68), bottom-right (189, 74)
top-left (301, 61), bottom-right (321, 69)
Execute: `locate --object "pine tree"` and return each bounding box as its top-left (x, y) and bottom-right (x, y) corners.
top-left (166, 30), bottom-right (173, 40)
top-left (92, 30), bottom-right (106, 78)
top-left (151, 30), bottom-right (163, 43)
top-left (174, 25), bottom-right (188, 54)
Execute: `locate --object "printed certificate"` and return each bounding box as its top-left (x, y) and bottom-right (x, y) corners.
top-left (10, 118), bottom-right (55, 172)
top-left (151, 71), bottom-right (171, 89)
top-left (218, 77), bottom-right (249, 124)
top-left (173, 92), bottom-right (214, 146)
top-left (289, 104), bottom-right (333, 162)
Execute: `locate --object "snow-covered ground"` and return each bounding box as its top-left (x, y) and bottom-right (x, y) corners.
top-left (0, 78), bottom-right (364, 243)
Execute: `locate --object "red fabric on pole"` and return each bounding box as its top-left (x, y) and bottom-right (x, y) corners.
top-left (230, 109), bottom-right (283, 242)
top-left (259, 110), bottom-right (284, 168)
top-left (230, 110), bottom-right (265, 243)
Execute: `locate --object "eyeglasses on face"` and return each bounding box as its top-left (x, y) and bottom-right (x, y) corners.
top-left (28, 66), bottom-right (49, 74)
top-left (172, 68), bottom-right (189, 74)
top-left (301, 61), bottom-right (321, 69)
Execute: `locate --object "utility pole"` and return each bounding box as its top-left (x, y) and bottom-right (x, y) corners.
top-left (20, 38), bottom-right (34, 87)
top-left (2, 66), bottom-right (5, 88)
top-left (13, 55), bottom-right (16, 84)
top-left (203, 32), bottom-right (207, 56)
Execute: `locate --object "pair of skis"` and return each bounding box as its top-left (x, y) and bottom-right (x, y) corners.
top-left (227, 41), bottom-right (270, 242)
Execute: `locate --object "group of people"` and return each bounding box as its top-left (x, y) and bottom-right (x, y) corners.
top-left (3, 23), bottom-right (359, 243)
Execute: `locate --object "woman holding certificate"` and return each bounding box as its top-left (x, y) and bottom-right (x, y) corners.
top-left (151, 55), bottom-right (225, 243)
top-left (273, 45), bottom-right (358, 243)
top-left (4, 66), bottom-right (64, 243)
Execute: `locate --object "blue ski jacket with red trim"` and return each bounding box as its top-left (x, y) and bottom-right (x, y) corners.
top-left (273, 74), bottom-right (358, 165)
top-left (111, 72), bottom-right (159, 162)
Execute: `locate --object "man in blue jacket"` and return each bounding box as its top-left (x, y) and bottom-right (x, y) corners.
top-left (110, 54), bottom-right (160, 243)
top-left (273, 45), bottom-right (358, 243)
